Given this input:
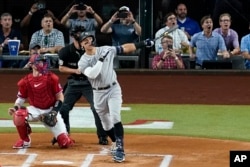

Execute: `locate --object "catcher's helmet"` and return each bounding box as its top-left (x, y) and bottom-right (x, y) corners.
top-left (78, 31), bottom-right (95, 43)
top-left (29, 53), bottom-right (49, 74)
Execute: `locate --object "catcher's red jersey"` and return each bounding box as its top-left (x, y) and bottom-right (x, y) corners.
top-left (17, 72), bottom-right (63, 109)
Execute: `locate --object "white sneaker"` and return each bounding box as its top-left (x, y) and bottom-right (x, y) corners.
top-left (13, 136), bottom-right (31, 149)
top-left (110, 142), bottom-right (117, 155)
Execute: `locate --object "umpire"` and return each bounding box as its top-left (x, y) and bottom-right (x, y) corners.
top-left (57, 26), bottom-right (108, 145)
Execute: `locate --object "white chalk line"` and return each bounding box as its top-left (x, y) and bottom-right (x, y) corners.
top-left (1, 151), bottom-right (172, 167)
top-left (0, 152), bottom-right (37, 167)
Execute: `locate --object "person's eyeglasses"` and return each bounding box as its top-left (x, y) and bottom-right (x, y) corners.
top-left (44, 36), bottom-right (48, 46)
top-left (220, 19), bottom-right (230, 22)
top-left (168, 17), bottom-right (176, 20)
top-left (161, 40), bottom-right (172, 44)
top-left (161, 41), bottom-right (168, 44)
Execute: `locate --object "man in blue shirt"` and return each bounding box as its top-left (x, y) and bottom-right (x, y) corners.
top-left (189, 15), bottom-right (229, 69)
top-left (240, 23), bottom-right (250, 69)
top-left (60, 2), bottom-right (103, 44)
top-left (175, 3), bottom-right (201, 40)
top-left (100, 6), bottom-right (141, 68)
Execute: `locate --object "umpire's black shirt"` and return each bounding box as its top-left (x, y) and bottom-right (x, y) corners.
top-left (58, 43), bottom-right (88, 80)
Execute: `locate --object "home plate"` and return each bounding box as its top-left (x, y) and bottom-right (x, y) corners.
top-left (43, 160), bottom-right (73, 165)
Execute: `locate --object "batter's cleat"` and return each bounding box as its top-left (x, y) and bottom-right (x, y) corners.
top-left (13, 137), bottom-right (31, 149)
top-left (51, 137), bottom-right (57, 145)
top-left (110, 142), bottom-right (117, 155)
top-left (113, 149), bottom-right (125, 163)
top-left (99, 136), bottom-right (109, 145)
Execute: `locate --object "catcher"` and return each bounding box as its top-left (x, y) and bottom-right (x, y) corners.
top-left (8, 53), bottom-right (74, 149)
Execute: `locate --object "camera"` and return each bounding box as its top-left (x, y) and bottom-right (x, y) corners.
top-left (167, 44), bottom-right (173, 49)
top-left (76, 3), bottom-right (86, 10)
top-left (75, 0), bottom-right (86, 10)
top-left (37, 1), bottom-right (46, 10)
top-left (117, 12), bottom-right (128, 18)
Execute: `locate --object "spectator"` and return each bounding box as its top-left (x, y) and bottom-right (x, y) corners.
top-left (212, 0), bottom-right (250, 39)
top-left (29, 13), bottom-right (65, 68)
top-left (175, 3), bottom-right (201, 40)
top-left (0, 12), bottom-right (24, 68)
top-left (213, 13), bottom-right (244, 69)
top-left (20, 0), bottom-right (61, 48)
top-left (189, 15), bottom-right (229, 69)
top-left (213, 13), bottom-right (240, 55)
top-left (101, 6), bottom-right (141, 68)
top-left (60, 2), bottom-right (103, 44)
top-left (155, 12), bottom-right (189, 54)
top-left (152, 35), bottom-right (184, 69)
top-left (240, 23), bottom-right (250, 69)
top-left (8, 53), bottom-right (74, 149)
top-left (57, 26), bottom-right (108, 145)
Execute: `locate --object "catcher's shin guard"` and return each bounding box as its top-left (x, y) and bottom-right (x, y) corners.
top-left (57, 133), bottom-right (74, 148)
top-left (13, 107), bottom-right (31, 141)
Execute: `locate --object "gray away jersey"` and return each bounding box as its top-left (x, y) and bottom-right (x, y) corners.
top-left (78, 46), bottom-right (118, 88)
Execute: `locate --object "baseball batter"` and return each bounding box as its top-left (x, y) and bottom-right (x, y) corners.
top-left (8, 54), bottom-right (74, 149)
top-left (77, 32), bottom-right (153, 162)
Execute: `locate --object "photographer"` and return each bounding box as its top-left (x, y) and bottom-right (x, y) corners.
top-left (20, 0), bottom-right (61, 48)
top-left (152, 35), bottom-right (184, 69)
top-left (101, 6), bottom-right (141, 46)
top-left (60, 0), bottom-right (103, 44)
top-left (100, 6), bottom-right (141, 68)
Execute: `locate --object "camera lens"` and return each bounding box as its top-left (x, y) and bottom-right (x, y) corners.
top-left (76, 3), bottom-right (86, 10)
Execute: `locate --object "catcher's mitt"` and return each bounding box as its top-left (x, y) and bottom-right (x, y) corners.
top-left (40, 110), bottom-right (57, 127)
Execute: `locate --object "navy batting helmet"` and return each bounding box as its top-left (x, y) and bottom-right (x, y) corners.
top-left (78, 31), bottom-right (95, 43)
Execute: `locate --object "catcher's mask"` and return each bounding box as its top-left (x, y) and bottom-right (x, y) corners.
top-left (29, 53), bottom-right (49, 74)
top-left (78, 31), bottom-right (95, 45)
top-left (70, 25), bottom-right (86, 41)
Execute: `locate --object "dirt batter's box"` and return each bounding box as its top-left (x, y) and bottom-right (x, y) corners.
top-left (0, 152), bottom-right (172, 166)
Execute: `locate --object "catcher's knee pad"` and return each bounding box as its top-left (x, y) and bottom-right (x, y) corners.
top-left (57, 133), bottom-right (74, 148)
top-left (14, 107), bottom-right (32, 140)
top-left (13, 107), bottom-right (28, 126)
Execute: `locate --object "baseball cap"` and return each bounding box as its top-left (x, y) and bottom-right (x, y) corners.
top-left (29, 43), bottom-right (41, 50)
top-left (119, 6), bottom-right (130, 12)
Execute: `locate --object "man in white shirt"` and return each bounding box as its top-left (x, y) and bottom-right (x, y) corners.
top-left (155, 12), bottom-right (189, 53)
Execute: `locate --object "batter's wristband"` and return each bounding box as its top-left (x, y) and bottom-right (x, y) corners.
top-left (52, 100), bottom-right (63, 113)
top-left (134, 41), bottom-right (145, 49)
top-left (115, 45), bottom-right (124, 54)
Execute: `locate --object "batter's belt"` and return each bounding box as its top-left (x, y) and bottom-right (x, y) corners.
top-left (92, 82), bottom-right (116, 90)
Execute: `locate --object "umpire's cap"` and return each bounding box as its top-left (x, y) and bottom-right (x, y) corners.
top-left (70, 26), bottom-right (86, 41)
top-left (78, 31), bottom-right (95, 43)
top-left (70, 25), bottom-right (86, 36)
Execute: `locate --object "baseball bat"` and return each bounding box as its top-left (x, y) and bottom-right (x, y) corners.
top-left (153, 25), bottom-right (179, 41)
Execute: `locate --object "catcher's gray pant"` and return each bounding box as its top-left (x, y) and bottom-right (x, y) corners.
top-left (93, 83), bottom-right (122, 131)
top-left (27, 106), bottom-right (67, 137)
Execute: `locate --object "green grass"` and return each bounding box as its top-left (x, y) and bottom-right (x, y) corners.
top-left (1, 103), bottom-right (250, 142)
